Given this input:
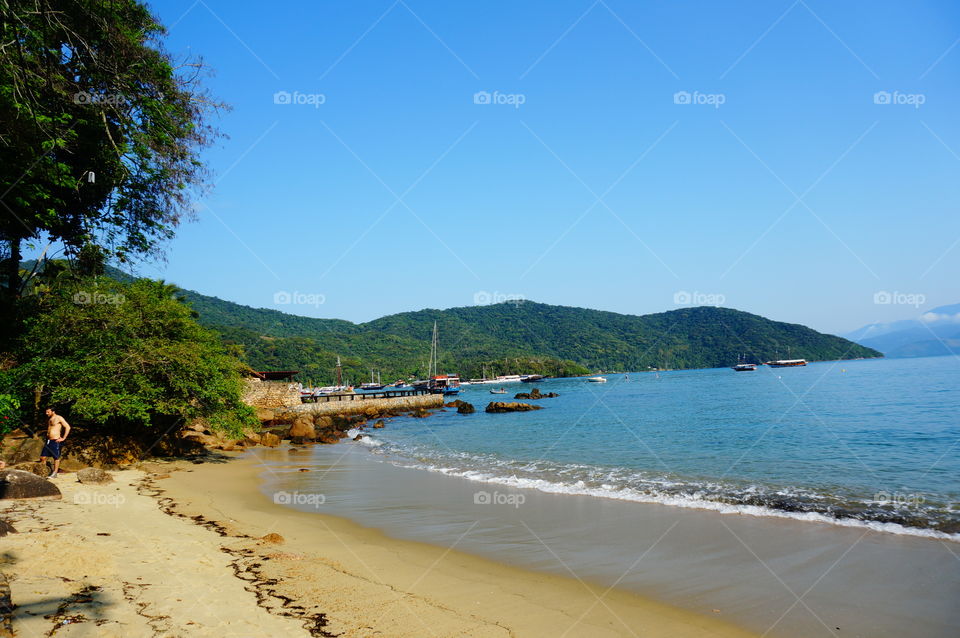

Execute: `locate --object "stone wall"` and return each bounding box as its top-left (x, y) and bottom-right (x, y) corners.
top-left (286, 392), bottom-right (443, 417)
top-left (242, 379), bottom-right (302, 409)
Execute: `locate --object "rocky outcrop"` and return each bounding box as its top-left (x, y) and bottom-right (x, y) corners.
top-left (260, 433), bottom-right (281, 447)
top-left (485, 402), bottom-right (543, 413)
top-left (0, 469), bottom-right (61, 500)
top-left (0, 519), bottom-right (15, 537)
top-left (12, 462), bottom-right (49, 478)
top-left (76, 467), bottom-right (114, 485)
top-left (445, 400), bottom-right (475, 414)
top-left (287, 416), bottom-right (316, 443)
top-left (514, 388), bottom-right (558, 400)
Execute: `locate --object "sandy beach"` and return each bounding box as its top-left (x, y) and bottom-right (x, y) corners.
top-left (1, 454), bottom-right (756, 637)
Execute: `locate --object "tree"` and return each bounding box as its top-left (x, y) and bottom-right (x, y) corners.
top-left (0, 0), bottom-right (223, 310)
top-left (9, 276), bottom-right (256, 436)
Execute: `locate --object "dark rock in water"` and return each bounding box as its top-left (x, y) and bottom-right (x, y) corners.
top-left (0, 519), bottom-right (16, 536)
top-left (76, 467), bottom-right (113, 485)
top-left (456, 401), bottom-right (475, 414)
top-left (0, 470), bottom-right (61, 500)
top-left (353, 434), bottom-right (364, 441)
top-left (485, 402), bottom-right (543, 413)
top-left (514, 388), bottom-right (559, 400)
top-left (373, 420), bottom-right (386, 429)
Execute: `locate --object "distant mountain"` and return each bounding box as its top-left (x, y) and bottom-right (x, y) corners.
top-left (843, 303), bottom-right (960, 358)
top-left (21, 261), bottom-right (882, 382)
top-left (178, 291), bottom-right (880, 383)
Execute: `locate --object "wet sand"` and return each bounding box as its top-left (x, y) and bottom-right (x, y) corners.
top-left (260, 442), bottom-right (960, 637)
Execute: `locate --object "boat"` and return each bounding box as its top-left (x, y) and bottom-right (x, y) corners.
top-left (587, 376), bottom-right (607, 383)
top-left (495, 374), bottom-right (523, 384)
top-left (732, 354), bottom-right (757, 371)
top-left (359, 369), bottom-right (385, 391)
top-left (765, 359), bottom-right (807, 368)
top-left (422, 322), bottom-right (461, 395)
top-left (520, 374), bottom-right (545, 383)
top-left (490, 387), bottom-right (508, 394)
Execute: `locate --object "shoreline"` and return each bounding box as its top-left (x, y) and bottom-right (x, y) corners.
top-left (160, 451), bottom-right (758, 637)
top-left (1, 454), bottom-right (757, 637)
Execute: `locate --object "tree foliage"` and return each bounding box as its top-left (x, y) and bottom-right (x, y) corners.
top-left (0, 0), bottom-right (222, 304)
top-left (8, 275), bottom-right (256, 435)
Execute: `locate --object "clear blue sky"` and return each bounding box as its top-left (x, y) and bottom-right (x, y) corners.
top-left (112, 1), bottom-right (960, 333)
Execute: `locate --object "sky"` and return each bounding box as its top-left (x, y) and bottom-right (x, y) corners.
top-left (73, 1), bottom-right (960, 334)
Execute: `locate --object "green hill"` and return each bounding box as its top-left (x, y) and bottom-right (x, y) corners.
top-left (175, 287), bottom-right (882, 384)
top-left (21, 261), bottom-right (881, 384)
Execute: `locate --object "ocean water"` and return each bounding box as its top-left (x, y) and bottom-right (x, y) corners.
top-left (356, 356), bottom-right (959, 539)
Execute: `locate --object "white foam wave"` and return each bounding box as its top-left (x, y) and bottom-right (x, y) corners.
top-left (389, 460), bottom-right (960, 542)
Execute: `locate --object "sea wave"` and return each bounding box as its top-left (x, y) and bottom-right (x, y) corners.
top-left (354, 436), bottom-right (960, 542)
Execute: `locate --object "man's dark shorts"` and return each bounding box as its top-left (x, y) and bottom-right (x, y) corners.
top-left (41, 439), bottom-right (61, 459)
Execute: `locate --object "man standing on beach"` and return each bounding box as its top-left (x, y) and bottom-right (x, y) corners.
top-left (39, 408), bottom-right (70, 478)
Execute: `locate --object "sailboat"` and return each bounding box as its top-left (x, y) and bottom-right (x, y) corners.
top-left (360, 369), bottom-right (385, 391)
top-left (418, 322), bottom-right (461, 395)
top-left (732, 354), bottom-right (757, 371)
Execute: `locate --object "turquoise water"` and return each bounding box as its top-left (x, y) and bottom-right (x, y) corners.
top-left (359, 356), bottom-right (959, 537)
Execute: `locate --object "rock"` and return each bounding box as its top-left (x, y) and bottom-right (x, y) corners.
top-left (315, 416), bottom-right (334, 429)
top-left (255, 408), bottom-right (276, 422)
top-left (514, 387), bottom-right (558, 399)
top-left (456, 401), bottom-right (475, 414)
top-left (77, 467), bottom-right (114, 485)
top-left (12, 462), bottom-right (49, 478)
top-left (261, 532), bottom-right (284, 544)
top-left (0, 519), bottom-right (16, 536)
top-left (353, 434), bottom-right (364, 441)
top-left (153, 474), bottom-right (172, 480)
top-left (298, 468), bottom-right (310, 472)
top-left (242, 429), bottom-right (262, 446)
top-left (57, 458), bottom-right (87, 472)
top-left (261, 433), bottom-right (281, 447)
top-left (317, 433), bottom-right (340, 445)
top-left (485, 402), bottom-right (543, 413)
top-left (287, 416), bottom-right (316, 442)
top-left (2, 437), bottom-right (43, 465)
top-left (0, 470), bottom-right (61, 500)
top-left (373, 420), bottom-right (386, 429)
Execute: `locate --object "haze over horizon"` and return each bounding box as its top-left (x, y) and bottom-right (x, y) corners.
top-left (25, 0), bottom-right (960, 335)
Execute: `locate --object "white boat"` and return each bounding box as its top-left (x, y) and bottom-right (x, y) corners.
top-left (490, 388), bottom-right (507, 394)
top-left (587, 376), bottom-right (607, 383)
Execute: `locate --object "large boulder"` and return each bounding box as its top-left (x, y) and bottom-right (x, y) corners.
top-left (1, 435), bottom-right (44, 465)
top-left (454, 400), bottom-right (475, 414)
top-left (485, 402), bottom-right (543, 413)
top-left (287, 416), bottom-right (316, 442)
top-left (0, 519), bottom-right (15, 536)
top-left (0, 470), bottom-right (61, 500)
top-left (12, 462), bottom-right (49, 478)
top-left (261, 432), bottom-right (281, 447)
top-left (76, 467), bottom-right (113, 485)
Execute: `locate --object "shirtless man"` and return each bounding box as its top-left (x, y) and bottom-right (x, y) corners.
top-left (39, 408), bottom-right (71, 478)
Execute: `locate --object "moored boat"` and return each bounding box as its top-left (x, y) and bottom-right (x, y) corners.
top-left (587, 376), bottom-right (607, 383)
top-left (765, 359), bottom-right (807, 368)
